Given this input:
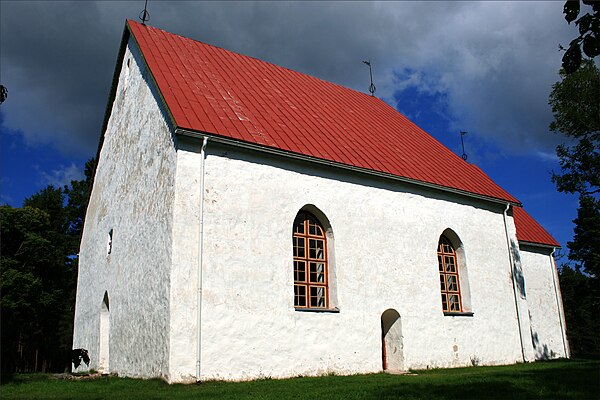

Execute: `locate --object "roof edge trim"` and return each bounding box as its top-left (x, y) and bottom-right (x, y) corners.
top-left (176, 128), bottom-right (521, 207)
top-left (126, 21), bottom-right (177, 130)
top-left (518, 240), bottom-right (561, 249)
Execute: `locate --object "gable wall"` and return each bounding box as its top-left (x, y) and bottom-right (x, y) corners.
top-left (520, 245), bottom-right (568, 359)
top-left (72, 38), bottom-right (176, 379)
top-left (170, 141), bottom-right (532, 381)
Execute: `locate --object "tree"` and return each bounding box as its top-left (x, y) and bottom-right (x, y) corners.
top-left (549, 58), bottom-right (600, 357)
top-left (570, 196), bottom-right (600, 278)
top-left (549, 60), bottom-right (600, 279)
top-left (0, 159), bottom-right (95, 373)
top-left (561, 0), bottom-right (600, 74)
top-left (0, 205), bottom-right (65, 372)
top-left (64, 158), bottom-right (96, 244)
top-left (558, 265), bottom-right (600, 357)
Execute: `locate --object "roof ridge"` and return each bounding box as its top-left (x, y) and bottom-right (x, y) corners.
top-left (126, 19), bottom-right (381, 101)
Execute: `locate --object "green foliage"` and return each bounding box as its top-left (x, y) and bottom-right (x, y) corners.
top-left (553, 140), bottom-right (600, 197)
top-left (549, 60), bottom-right (600, 198)
top-left (0, 205), bottom-right (64, 371)
top-left (561, 1), bottom-right (599, 74)
top-left (549, 58), bottom-right (600, 358)
top-left (569, 196), bottom-right (600, 279)
top-left (549, 59), bottom-right (599, 277)
top-left (559, 266), bottom-right (600, 357)
top-left (549, 60), bottom-right (600, 140)
top-left (0, 159), bottom-right (95, 373)
top-left (1, 360), bottom-right (599, 400)
top-left (64, 158), bottom-right (96, 242)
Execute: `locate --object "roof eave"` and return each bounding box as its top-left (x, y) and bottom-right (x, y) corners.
top-left (518, 240), bottom-right (561, 250)
top-left (175, 127), bottom-right (521, 208)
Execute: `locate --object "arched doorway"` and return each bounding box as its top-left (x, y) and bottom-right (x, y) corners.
top-left (381, 309), bottom-right (404, 372)
top-left (99, 291), bottom-right (110, 374)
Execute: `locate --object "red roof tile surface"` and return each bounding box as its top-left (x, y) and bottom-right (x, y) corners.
top-left (126, 20), bottom-right (519, 204)
top-left (513, 206), bottom-right (560, 247)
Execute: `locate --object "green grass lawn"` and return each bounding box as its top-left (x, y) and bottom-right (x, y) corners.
top-left (1, 359), bottom-right (599, 400)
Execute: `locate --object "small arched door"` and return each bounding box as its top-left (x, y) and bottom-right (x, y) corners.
top-left (99, 292), bottom-right (110, 374)
top-left (381, 309), bottom-right (404, 372)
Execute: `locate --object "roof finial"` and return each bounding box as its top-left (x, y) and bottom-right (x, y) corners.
top-left (362, 60), bottom-right (376, 97)
top-left (139, 0), bottom-right (150, 25)
top-left (460, 131), bottom-right (468, 161)
top-left (0, 85), bottom-right (7, 105)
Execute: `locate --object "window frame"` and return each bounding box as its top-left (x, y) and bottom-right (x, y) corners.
top-left (438, 235), bottom-right (463, 313)
top-left (293, 211), bottom-right (330, 310)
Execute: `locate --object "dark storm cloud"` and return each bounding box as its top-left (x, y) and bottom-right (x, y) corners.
top-left (1, 1), bottom-right (135, 155)
top-left (0, 1), bottom-right (574, 158)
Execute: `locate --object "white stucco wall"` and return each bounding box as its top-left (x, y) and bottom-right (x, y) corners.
top-left (72, 38), bottom-right (176, 379)
top-left (168, 141), bottom-right (535, 382)
top-left (520, 244), bottom-right (568, 359)
top-left (168, 138), bottom-right (204, 383)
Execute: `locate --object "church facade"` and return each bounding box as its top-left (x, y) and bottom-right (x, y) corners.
top-left (72, 20), bottom-right (569, 383)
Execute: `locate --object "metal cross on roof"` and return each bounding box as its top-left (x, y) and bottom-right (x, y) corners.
top-left (139, 0), bottom-right (150, 25)
top-left (460, 131), bottom-right (468, 161)
top-left (362, 60), bottom-right (376, 96)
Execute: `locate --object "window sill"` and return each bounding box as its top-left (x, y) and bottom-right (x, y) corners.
top-left (444, 311), bottom-right (474, 317)
top-left (295, 307), bottom-right (340, 313)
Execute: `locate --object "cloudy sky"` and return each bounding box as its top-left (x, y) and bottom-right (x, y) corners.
top-left (0, 1), bottom-right (582, 253)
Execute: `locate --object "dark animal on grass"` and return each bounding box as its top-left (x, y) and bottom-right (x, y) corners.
top-left (71, 348), bottom-right (90, 369)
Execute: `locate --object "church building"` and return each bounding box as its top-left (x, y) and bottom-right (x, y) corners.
top-left (72, 20), bottom-right (569, 383)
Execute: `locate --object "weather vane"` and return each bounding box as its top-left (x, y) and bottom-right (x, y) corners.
top-left (362, 60), bottom-right (376, 96)
top-left (0, 85), bottom-right (7, 105)
top-left (139, 0), bottom-right (150, 25)
top-left (460, 131), bottom-right (468, 161)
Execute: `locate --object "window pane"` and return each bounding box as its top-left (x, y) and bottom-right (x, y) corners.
top-left (309, 262), bottom-right (326, 283)
top-left (446, 275), bottom-right (458, 292)
top-left (294, 261), bottom-right (306, 282)
top-left (315, 225), bottom-right (324, 236)
top-left (294, 220), bottom-right (305, 234)
top-left (449, 295), bottom-right (460, 311)
top-left (439, 273), bottom-right (446, 291)
top-left (445, 256), bottom-right (456, 272)
top-left (308, 221), bottom-right (317, 236)
top-left (441, 293), bottom-right (448, 312)
top-left (295, 285), bottom-right (307, 307)
top-left (293, 237), bottom-right (305, 258)
top-left (310, 286), bottom-right (326, 308)
top-left (309, 239), bottom-right (325, 259)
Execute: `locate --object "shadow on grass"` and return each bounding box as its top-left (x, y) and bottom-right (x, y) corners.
top-left (367, 380), bottom-right (522, 400)
top-left (366, 361), bottom-right (600, 400)
top-left (0, 373), bottom-right (50, 385)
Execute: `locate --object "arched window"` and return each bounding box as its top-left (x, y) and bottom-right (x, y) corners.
top-left (293, 212), bottom-right (329, 309)
top-left (438, 236), bottom-right (463, 312)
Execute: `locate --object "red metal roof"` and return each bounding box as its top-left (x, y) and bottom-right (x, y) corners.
top-left (513, 206), bottom-right (560, 247)
top-left (126, 20), bottom-right (520, 204)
